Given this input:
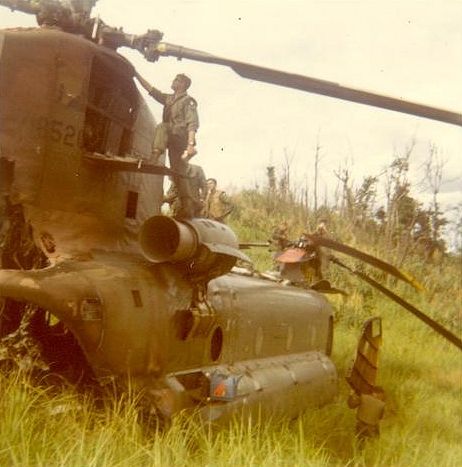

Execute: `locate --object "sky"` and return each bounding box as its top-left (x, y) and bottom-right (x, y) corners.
top-left (1, 1), bottom-right (461, 227)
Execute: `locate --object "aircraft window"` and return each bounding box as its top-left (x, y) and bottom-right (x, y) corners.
top-left (0, 158), bottom-right (15, 192)
top-left (125, 191), bottom-right (138, 219)
top-left (83, 56), bottom-right (137, 156)
top-left (131, 290), bottom-right (142, 308)
top-left (80, 298), bottom-right (102, 321)
top-left (210, 326), bottom-right (223, 361)
top-left (326, 316), bottom-right (333, 356)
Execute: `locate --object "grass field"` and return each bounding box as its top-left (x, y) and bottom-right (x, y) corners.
top-left (1, 214), bottom-right (461, 466)
top-left (1, 293), bottom-right (460, 466)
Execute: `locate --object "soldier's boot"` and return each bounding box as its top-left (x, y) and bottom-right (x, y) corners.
top-left (152, 123), bottom-right (169, 164)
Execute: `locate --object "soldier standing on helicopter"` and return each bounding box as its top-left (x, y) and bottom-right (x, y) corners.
top-left (164, 163), bottom-right (207, 217)
top-left (135, 71), bottom-right (199, 218)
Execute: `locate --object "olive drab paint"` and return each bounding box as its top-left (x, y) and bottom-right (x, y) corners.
top-left (0, 12), bottom-right (337, 425)
top-left (0, 1), bottom-right (460, 429)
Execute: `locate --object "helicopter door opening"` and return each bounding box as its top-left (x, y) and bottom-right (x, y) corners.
top-left (83, 56), bottom-right (138, 156)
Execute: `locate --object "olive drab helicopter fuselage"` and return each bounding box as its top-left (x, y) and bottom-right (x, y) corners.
top-left (0, 0), bottom-right (460, 427)
top-left (0, 5), bottom-right (336, 423)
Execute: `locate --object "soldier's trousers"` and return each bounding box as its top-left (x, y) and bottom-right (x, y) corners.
top-left (168, 134), bottom-right (194, 218)
top-left (153, 123), bottom-right (169, 155)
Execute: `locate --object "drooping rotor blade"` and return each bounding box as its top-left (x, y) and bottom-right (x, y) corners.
top-left (308, 234), bottom-right (423, 290)
top-left (0, 0), bottom-right (39, 15)
top-left (0, 0), bottom-right (98, 15)
top-left (239, 241), bottom-right (270, 250)
top-left (330, 256), bottom-right (462, 351)
top-left (154, 43), bottom-right (462, 127)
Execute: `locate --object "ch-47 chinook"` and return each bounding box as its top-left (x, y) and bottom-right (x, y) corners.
top-left (0, 0), bottom-right (461, 429)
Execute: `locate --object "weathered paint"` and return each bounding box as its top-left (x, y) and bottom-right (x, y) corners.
top-left (0, 24), bottom-right (338, 423)
top-left (0, 27), bottom-right (163, 258)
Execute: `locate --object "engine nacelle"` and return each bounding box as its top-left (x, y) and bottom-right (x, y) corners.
top-left (139, 216), bottom-right (250, 281)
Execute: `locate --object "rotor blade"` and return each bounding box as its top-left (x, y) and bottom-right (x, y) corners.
top-left (0, 0), bottom-right (39, 15)
top-left (331, 256), bottom-right (462, 351)
top-left (239, 242), bottom-right (270, 249)
top-left (309, 235), bottom-right (423, 290)
top-left (155, 43), bottom-right (462, 127)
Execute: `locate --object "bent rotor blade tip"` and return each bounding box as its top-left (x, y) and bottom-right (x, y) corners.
top-left (401, 270), bottom-right (424, 292)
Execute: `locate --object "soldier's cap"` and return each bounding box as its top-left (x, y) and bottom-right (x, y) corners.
top-left (176, 73), bottom-right (192, 89)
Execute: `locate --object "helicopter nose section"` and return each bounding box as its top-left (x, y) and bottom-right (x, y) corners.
top-left (0, 267), bottom-right (104, 364)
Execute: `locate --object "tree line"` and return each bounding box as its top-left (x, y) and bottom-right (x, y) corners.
top-left (231, 140), bottom-right (461, 266)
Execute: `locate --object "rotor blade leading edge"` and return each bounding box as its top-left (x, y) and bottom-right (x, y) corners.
top-left (157, 43), bottom-right (462, 127)
top-left (309, 235), bottom-right (423, 290)
top-left (331, 256), bottom-right (462, 351)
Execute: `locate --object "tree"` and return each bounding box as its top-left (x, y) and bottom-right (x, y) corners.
top-left (422, 144), bottom-right (447, 247)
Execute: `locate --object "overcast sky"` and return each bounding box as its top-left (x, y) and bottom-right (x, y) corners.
top-left (1, 1), bottom-right (461, 219)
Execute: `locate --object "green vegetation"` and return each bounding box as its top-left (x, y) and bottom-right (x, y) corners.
top-left (1, 299), bottom-right (460, 466)
top-left (1, 158), bottom-right (461, 466)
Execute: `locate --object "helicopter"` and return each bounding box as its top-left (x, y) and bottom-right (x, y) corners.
top-left (0, 0), bottom-right (461, 431)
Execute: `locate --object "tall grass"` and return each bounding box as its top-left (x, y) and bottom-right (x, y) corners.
top-left (1, 297), bottom-right (460, 467)
top-left (1, 194), bottom-right (461, 466)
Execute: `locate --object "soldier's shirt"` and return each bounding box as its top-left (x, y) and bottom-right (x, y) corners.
top-left (206, 190), bottom-right (234, 220)
top-left (188, 164), bottom-right (207, 201)
top-left (149, 88), bottom-right (199, 136)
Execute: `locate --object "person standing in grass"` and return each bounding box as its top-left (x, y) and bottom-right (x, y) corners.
top-left (204, 178), bottom-right (234, 223)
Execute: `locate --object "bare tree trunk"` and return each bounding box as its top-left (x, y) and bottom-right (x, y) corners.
top-left (424, 144), bottom-right (445, 244)
top-left (314, 140), bottom-right (321, 217)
